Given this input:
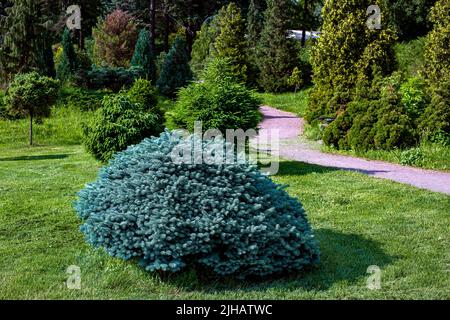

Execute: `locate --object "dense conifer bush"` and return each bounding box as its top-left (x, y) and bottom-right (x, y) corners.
top-left (126, 78), bottom-right (159, 113)
top-left (75, 66), bottom-right (144, 91)
top-left (324, 74), bottom-right (416, 151)
top-left (168, 59), bottom-right (261, 133)
top-left (75, 131), bottom-right (320, 277)
top-left (82, 94), bottom-right (162, 162)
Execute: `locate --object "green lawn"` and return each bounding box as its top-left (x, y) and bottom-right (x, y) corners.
top-left (0, 112), bottom-right (449, 299)
top-left (257, 89), bottom-right (310, 116)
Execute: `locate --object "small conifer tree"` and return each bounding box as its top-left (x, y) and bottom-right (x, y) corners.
top-left (257, 0), bottom-right (299, 92)
top-left (157, 36), bottom-right (193, 98)
top-left (214, 3), bottom-right (248, 82)
top-left (131, 29), bottom-right (157, 83)
top-left (57, 28), bottom-right (78, 81)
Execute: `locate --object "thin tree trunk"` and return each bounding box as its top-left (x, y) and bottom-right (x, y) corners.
top-left (164, 11), bottom-right (170, 52)
top-left (301, 0), bottom-right (307, 47)
top-left (29, 111), bottom-right (33, 146)
top-left (150, 0), bottom-right (156, 49)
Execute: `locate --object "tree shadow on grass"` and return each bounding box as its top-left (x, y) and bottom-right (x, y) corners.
top-left (0, 154), bottom-right (68, 161)
top-left (274, 160), bottom-right (340, 176)
top-left (153, 228), bottom-right (396, 294)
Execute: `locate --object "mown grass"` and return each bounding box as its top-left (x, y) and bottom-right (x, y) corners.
top-left (323, 142), bottom-right (450, 172)
top-left (257, 89), bottom-right (311, 117)
top-left (0, 110), bottom-right (449, 299)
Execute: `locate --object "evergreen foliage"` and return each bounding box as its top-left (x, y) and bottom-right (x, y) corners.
top-left (168, 58), bottom-right (261, 133)
top-left (75, 66), bottom-right (144, 91)
top-left (82, 94), bottom-right (163, 163)
top-left (126, 78), bottom-right (160, 116)
top-left (420, 0), bottom-right (450, 143)
top-left (190, 17), bottom-right (220, 79)
top-left (92, 9), bottom-right (139, 68)
top-left (305, 0), bottom-right (397, 124)
top-left (75, 130), bottom-right (320, 278)
top-left (246, 0), bottom-right (266, 87)
top-left (0, 0), bottom-right (55, 82)
top-left (214, 3), bottom-right (248, 82)
top-left (157, 36), bottom-right (192, 98)
top-left (57, 29), bottom-right (78, 81)
top-left (323, 73), bottom-right (416, 151)
top-left (131, 29), bottom-right (157, 83)
top-left (257, 0), bottom-right (299, 92)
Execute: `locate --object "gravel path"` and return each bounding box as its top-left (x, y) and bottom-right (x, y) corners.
top-left (256, 106), bottom-right (450, 195)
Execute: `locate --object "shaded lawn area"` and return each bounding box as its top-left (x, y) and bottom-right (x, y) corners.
top-left (0, 143), bottom-right (449, 299)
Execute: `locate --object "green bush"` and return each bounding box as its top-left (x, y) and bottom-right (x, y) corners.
top-left (57, 28), bottom-right (78, 81)
top-left (394, 37), bottom-right (426, 78)
top-left (0, 90), bottom-right (7, 119)
top-left (400, 148), bottom-right (424, 166)
top-left (74, 131), bottom-right (320, 278)
top-left (420, 0), bottom-right (450, 144)
top-left (82, 94), bottom-right (163, 163)
top-left (190, 17), bottom-right (219, 79)
top-left (58, 86), bottom-right (112, 111)
top-left (399, 77), bottom-right (428, 120)
top-left (75, 66), bottom-right (144, 91)
top-left (168, 59), bottom-right (261, 133)
top-left (419, 80), bottom-right (450, 145)
top-left (324, 74), bottom-right (417, 151)
top-left (126, 78), bottom-right (161, 116)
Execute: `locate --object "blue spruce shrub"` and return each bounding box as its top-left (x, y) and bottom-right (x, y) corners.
top-left (75, 131), bottom-right (320, 278)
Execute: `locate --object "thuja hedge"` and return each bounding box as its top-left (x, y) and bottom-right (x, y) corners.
top-left (75, 131), bottom-right (320, 278)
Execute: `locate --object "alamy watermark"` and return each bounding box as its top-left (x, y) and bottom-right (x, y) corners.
top-left (366, 265), bottom-right (381, 290)
top-left (169, 122), bottom-right (280, 175)
top-left (66, 265), bottom-right (81, 290)
top-left (366, 5), bottom-right (381, 30)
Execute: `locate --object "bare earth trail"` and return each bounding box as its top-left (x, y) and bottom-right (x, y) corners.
top-left (256, 106), bottom-right (450, 195)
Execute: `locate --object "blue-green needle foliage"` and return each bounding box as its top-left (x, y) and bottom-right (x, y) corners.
top-left (75, 131), bottom-right (320, 278)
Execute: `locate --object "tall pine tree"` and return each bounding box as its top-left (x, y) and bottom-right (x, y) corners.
top-left (305, 0), bottom-right (397, 123)
top-left (157, 36), bottom-right (192, 97)
top-left (57, 28), bottom-right (78, 81)
top-left (246, 0), bottom-right (266, 86)
top-left (214, 3), bottom-right (248, 82)
top-left (131, 29), bottom-right (157, 83)
top-left (0, 0), bottom-right (55, 82)
top-left (257, 0), bottom-right (298, 92)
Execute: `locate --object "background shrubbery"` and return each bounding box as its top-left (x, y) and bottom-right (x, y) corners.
top-left (82, 93), bottom-right (162, 163)
top-left (75, 131), bottom-right (320, 278)
top-left (168, 59), bottom-right (261, 133)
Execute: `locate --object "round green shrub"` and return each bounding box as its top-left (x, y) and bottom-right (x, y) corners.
top-left (75, 131), bottom-right (320, 278)
top-left (82, 94), bottom-right (163, 163)
top-left (168, 59), bottom-right (261, 133)
top-left (126, 78), bottom-right (160, 115)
